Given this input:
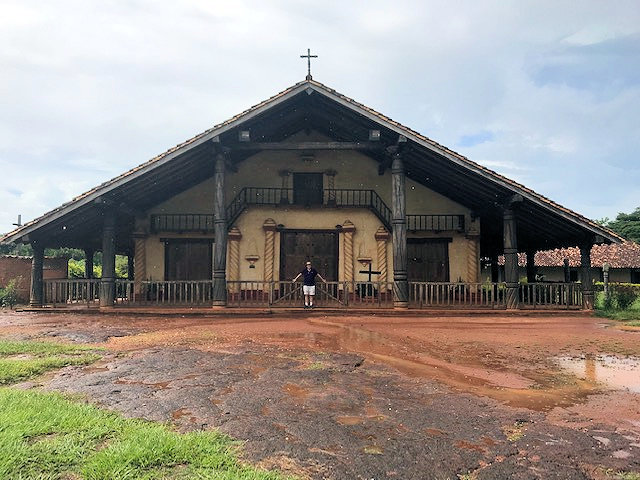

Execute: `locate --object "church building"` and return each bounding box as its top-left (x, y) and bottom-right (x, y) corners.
top-left (0, 74), bottom-right (622, 310)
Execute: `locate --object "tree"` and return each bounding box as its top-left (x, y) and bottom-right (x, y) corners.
top-left (605, 207), bottom-right (640, 243)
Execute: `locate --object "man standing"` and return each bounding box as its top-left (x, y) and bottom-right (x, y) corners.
top-left (292, 260), bottom-right (326, 308)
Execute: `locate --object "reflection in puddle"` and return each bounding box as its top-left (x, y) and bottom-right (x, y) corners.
top-left (271, 321), bottom-right (639, 412)
top-left (556, 355), bottom-right (640, 393)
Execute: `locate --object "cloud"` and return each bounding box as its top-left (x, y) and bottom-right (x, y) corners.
top-left (1, 0), bottom-right (639, 235)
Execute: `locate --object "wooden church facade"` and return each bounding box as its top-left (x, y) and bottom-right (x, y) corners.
top-left (0, 78), bottom-right (622, 309)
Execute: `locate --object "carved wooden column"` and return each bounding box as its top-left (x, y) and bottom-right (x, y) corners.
top-left (84, 248), bottom-right (94, 278)
top-left (580, 243), bottom-right (594, 310)
top-left (526, 249), bottom-right (537, 284)
top-left (491, 253), bottom-right (500, 283)
top-left (228, 227), bottom-right (242, 294)
top-left (563, 258), bottom-right (571, 283)
top-left (466, 220), bottom-right (481, 283)
top-left (391, 151), bottom-right (408, 308)
top-left (212, 152), bottom-right (227, 306)
top-left (342, 220), bottom-right (355, 283)
top-left (375, 226), bottom-right (390, 284)
top-left (262, 219), bottom-right (276, 282)
top-left (100, 210), bottom-right (116, 307)
top-left (325, 169), bottom-right (337, 205)
top-left (503, 206), bottom-right (519, 309)
top-left (132, 231), bottom-right (146, 297)
top-left (127, 252), bottom-right (134, 280)
top-left (29, 241), bottom-right (44, 307)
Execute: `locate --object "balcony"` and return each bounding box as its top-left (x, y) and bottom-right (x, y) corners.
top-left (149, 187), bottom-right (465, 234)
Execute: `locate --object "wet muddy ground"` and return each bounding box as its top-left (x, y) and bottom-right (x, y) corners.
top-left (2, 310), bottom-right (640, 479)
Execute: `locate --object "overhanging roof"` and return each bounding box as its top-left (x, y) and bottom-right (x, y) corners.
top-left (1, 78), bottom-right (623, 252)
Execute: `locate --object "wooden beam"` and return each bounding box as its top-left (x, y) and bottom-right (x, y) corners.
top-left (231, 141), bottom-right (383, 151)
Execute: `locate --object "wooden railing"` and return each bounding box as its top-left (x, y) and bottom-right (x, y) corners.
top-left (150, 214), bottom-right (214, 233)
top-left (152, 187), bottom-right (464, 234)
top-left (518, 283), bottom-right (582, 309)
top-left (44, 279), bottom-right (101, 305)
top-left (409, 282), bottom-right (505, 308)
top-left (226, 280), bottom-right (394, 307)
top-left (42, 280), bottom-right (581, 309)
top-left (407, 214), bottom-right (464, 232)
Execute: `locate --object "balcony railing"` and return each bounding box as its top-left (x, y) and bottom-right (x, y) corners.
top-left (151, 187), bottom-right (464, 234)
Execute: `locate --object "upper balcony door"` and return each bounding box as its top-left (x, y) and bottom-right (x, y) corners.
top-left (293, 173), bottom-right (323, 206)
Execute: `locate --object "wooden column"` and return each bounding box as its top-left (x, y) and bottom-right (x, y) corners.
top-left (127, 253), bottom-right (134, 280)
top-left (375, 226), bottom-right (390, 284)
top-left (342, 220), bottom-right (355, 283)
top-left (262, 219), bottom-right (276, 282)
top-left (84, 248), bottom-right (94, 278)
top-left (212, 152), bottom-right (227, 306)
top-left (526, 250), bottom-right (537, 284)
top-left (228, 227), bottom-right (242, 294)
top-left (132, 231), bottom-right (146, 298)
top-left (29, 241), bottom-right (44, 307)
top-left (391, 151), bottom-right (408, 308)
top-left (580, 243), bottom-right (594, 310)
top-left (491, 254), bottom-right (500, 283)
top-left (563, 258), bottom-right (571, 283)
top-left (503, 207), bottom-right (519, 309)
top-left (100, 210), bottom-right (116, 307)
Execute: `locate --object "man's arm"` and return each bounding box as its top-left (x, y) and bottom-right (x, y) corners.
top-left (292, 273), bottom-right (301, 282)
top-left (317, 273), bottom-right (327, 283)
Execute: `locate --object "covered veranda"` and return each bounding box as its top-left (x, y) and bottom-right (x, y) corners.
top-left (1, 79), bottom-right (622, 311)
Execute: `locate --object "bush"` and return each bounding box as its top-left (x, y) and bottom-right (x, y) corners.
top-left (0, 277), bottom-right (24, 308)
top-left (615, 284), bottom-right (639, 310)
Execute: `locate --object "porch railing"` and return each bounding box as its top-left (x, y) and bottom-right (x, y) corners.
top-left (41, 279), bottom-right (583, 309)
top-left (409, 282), bottom-right (505, 308)
top-left (518, 283), bottom-right (582, 309)
top-left (44, 279), bottom-right (101, 306)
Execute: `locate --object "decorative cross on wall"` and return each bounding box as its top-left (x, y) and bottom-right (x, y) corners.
top-left (359, 263), bottom-right (381, 282)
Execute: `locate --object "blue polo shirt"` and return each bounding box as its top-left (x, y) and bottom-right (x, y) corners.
top-left (301, 267), bottom-right (319, 286)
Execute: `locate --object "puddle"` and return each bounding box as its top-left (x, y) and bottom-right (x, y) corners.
top-left (556, 355), bottom-right (640, 393)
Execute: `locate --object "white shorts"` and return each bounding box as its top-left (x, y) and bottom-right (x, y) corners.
top-left (303, 285), bottom-right (316, 296)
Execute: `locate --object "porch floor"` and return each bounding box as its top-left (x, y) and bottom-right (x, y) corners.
top-left (18, 305), bottom-right (590, 317)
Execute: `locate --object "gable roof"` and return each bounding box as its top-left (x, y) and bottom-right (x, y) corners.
top-left (1, 78), bottom-right (623, 251)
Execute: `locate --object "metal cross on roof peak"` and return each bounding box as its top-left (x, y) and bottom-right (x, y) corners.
top-left (300, 48), bottom-right (318, 80)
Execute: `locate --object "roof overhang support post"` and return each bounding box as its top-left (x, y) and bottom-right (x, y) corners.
top-left (100, 210), bottom-right (116, 307)
top-left (580, 242), bottom-right (594, 310)
top-left (526, 250), bottom-right (537, 284)
top-left (503, 194), bottom-right (522, 310)
top-left (212, 150), bottom-right (228, 307)
top-left (29, 240), bottom-right (44, 307)
top-left (390, 146), bottom-right (408, 308)
top-left (84, 248), bottom-right (94, 279)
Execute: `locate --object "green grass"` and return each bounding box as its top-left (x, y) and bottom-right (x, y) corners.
top-left (0, 339), bottom-right (289, 479)
top-left (595, 309), bottom-right (640, 322)
top-left (0, 339), bottom-right (101, 385)
top-left (0, 388), bottom-right (285, 480)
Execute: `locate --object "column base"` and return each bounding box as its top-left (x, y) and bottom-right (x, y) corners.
top-left (393, 302), bottom-right (409, 309)
top-left (212, 301), bottom-right (227, 307)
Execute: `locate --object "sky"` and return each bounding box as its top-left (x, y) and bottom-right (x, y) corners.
top-left (1, 0), bottom-right (639, 235)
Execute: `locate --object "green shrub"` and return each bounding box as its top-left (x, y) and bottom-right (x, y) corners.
top-left (615, 285), bottom-right (639, 310)
top-left (0, 278), bottom-right (23, 308)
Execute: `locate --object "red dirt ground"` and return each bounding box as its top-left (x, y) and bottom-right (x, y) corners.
top-left (2, 310), bottom-right (640, 479)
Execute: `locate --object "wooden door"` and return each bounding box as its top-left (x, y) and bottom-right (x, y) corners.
top-left (280, 231), bottom-right (337, 281)
top-left (407, 239), bottom-right (450, 282)
top-left (165, 240), bottom-right (212, 280)
top-left (293, 173), bottom-right (323, 206)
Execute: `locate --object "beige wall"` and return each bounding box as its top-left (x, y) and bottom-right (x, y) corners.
top-left (137, 131), bottom-right (479, 282)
